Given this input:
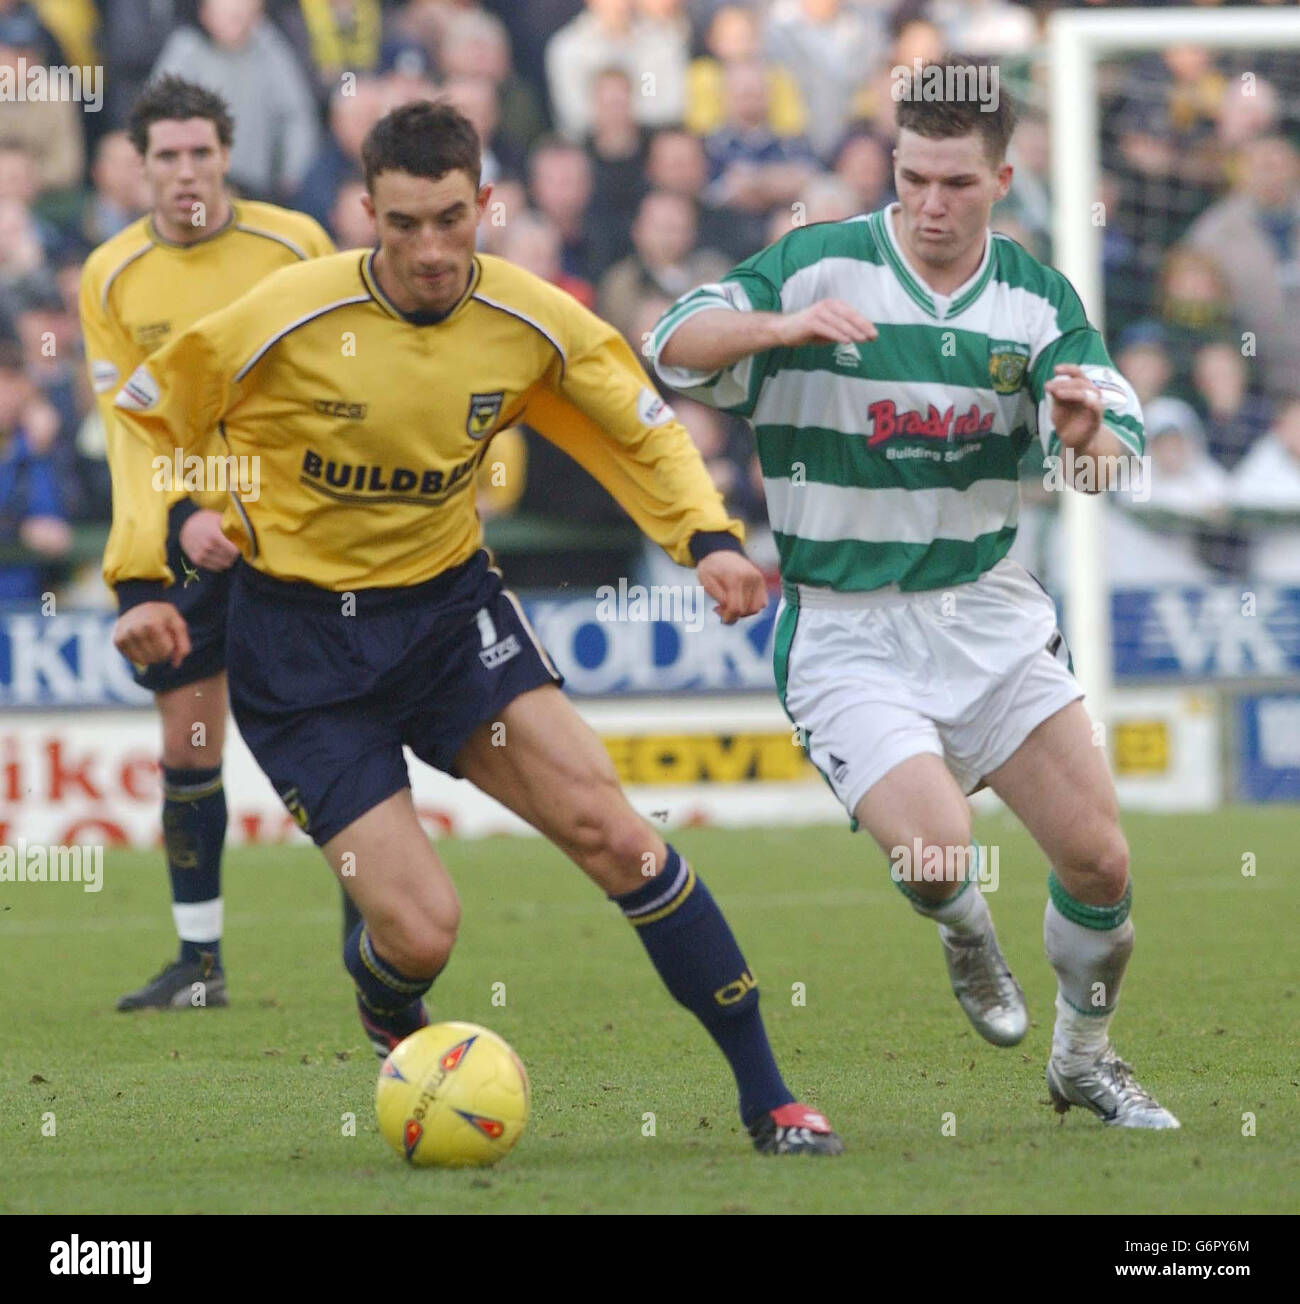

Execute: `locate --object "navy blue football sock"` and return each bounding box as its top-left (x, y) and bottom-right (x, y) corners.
top-left (612, 845), bottom-right (794, 1126)
top-left (343, 922), bottom-right (435, 1041)
top-left (161, 765), bottom-right (226, 968)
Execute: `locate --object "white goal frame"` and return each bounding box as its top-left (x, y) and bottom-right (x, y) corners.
top-left (1048, 6), bottom-right (1300, 728)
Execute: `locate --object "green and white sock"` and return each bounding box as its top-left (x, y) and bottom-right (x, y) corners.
top-left (898, 868), bottom-right (992, 938)
top-left (1044, 870), bottom-right (1134, 1066)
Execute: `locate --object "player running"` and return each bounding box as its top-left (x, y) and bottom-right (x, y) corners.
top-left (105, 101), bottom-right (840, 1156)
top-left (651, 66), bottom-right (1178, 1129)
top-left (81, 77), bottom-right (347, 1012)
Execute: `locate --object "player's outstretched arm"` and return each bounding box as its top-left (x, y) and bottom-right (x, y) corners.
top-left (657, 299), bottom-right (878, 374)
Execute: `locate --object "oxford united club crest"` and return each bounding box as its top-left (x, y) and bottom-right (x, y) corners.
top-left (466, 391), bottom-right (504, 439)
top-left (987, 340), bottom-right (1030, 395)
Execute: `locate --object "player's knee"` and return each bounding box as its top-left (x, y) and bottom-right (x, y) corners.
top-left (562, 785), bottom-right (654, 885)
top-left (885, 826), bottom-right (973, 903)
top-left (368, 907), bottom-right (459, 979)
top-left (1061, 828), bottom-right (1130, 904)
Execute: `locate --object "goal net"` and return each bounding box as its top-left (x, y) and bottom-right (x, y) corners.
top-left (1033, 7), bottom-right (1300, 802)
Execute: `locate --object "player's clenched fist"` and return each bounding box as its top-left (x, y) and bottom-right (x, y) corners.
top-left (113, 601), bottom-right (191, 669)
top-left (774, 298), bottom-right (878, 349)
top-left (179, 509), bottom-right (240, 571)
top-left (697, 550), bottom-right (768, 625)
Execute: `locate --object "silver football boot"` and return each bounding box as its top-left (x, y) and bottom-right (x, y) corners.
top-left (1046, 1046), bottom-right (1181, 1129)
top-left (939, 926), bottom-right (1028, 1046)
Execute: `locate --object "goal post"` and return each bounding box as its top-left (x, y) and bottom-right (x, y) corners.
top-left (1047, 5), bottom-right (1300, 730)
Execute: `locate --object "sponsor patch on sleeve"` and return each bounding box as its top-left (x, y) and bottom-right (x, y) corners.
top-left (637, 386), bottom-right (675, 427)
top-left (115, 364), bottom-right (160, 411)
top-left (90, 359), bottom-right (120, 394)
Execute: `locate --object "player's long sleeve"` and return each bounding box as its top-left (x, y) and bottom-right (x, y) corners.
top-left (79, 263), bottom-right (183, 603)
top-left (526, 318), bottom-right (744, 566)
top-left (649, 268), bottom-right (782, 417)
top-left (101, 326), bottom-right (236, 603)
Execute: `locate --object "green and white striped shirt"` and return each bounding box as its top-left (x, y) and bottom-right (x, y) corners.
top-left (650, 204), bottom-right (1144, 593)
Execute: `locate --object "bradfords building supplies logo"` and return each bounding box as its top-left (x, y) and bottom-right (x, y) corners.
top-left (0, 59), bottom-right (103, 111)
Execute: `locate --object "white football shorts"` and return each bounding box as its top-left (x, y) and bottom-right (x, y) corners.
top-left (774, 557), bottom-right (1083, 821)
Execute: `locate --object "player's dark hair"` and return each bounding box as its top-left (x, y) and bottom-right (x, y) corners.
top-left (362, 100), bottom-right (481, 191)
top-left (893, 59), bottom-right (1017, 166)
top-left (128, 76), bottom-right (235, 156)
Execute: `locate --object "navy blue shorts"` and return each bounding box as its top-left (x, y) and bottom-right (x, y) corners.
top-left (132, 502), bottom-right (231, 694)
top-left (226, 551), bottom-right (563, 845)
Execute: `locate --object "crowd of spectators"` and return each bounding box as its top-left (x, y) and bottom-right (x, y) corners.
top-left (1, 0), bottom-right (1299, 602)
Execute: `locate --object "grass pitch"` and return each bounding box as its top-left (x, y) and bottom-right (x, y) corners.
top-left (2, 810), bottom-right (1295, 1214)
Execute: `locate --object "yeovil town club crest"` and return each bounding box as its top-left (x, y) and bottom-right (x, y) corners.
top-left (987, 340), bottom-right (1030, 395)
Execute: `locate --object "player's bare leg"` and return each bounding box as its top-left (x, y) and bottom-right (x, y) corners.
top-left (452, 684), bottom-right (843, 1155)
top-left (852, 753), bottom-right (1028, 1046)
top-left (117, 673), bottom-right (231, 1011)
top-left (323, 790), bottom-right (459, 1056)
top-left (985, 700), bottom-right (1178, 1128)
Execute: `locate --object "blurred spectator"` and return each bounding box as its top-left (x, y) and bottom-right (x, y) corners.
top-left (645, 126), bottom-right (766, 261)
top-left (99, 0), bottom-right (188, 128)
top-left (0, 11), bottom-right (84, 193)
top-left (1154, 246), bottom-right (1235, 401)
top-left (0, 143), bottom-right (63, 259)
top-left (1230, 396), bottom-right (1300, 583)
top-left (686, 4), bottom-right (807, 140)
top-left (764, 0), bottom-right (886, 160)
top-left (544, 0), bottom-right (688, 143)
top-left (328, 177), bottom-right (375, 249)
top-left (274, 0), bottom-right (417, 108)
top-left (1099, 170), bottom-right (1143, 336)
top-left (499, 210), bottom-right (594, 309)
top-left (527, 137), bottom-right (600, 281)
top-left (1190, 339), bottom-right (1271, 473)
top-left (703, 58), bottom-right (818, 218)
top-left (440, 74), bottom-right (516, 185)
top-left (1103, 398), bottom-right (1228, 586)
top-left (78, 130), bottom-right (150, 247)
top-left (152, 0), bottom-right (321, 201)
top-left (436, 7), bottom-right (546, 163)
top-left (928, 0), bottom-right (1036, 58)
top-left (1216, 74), bottom-right (1281, 158)
top-left (1106, 47), bottom-right (1229, 324)
top-left (766, 175), bottom-right (857, 243)
top-left (1114, 321), bottom-right (1174, 407)
top-left (996, 112), bottom-right (1050, 261)
top-left (0, 198), bottom-right (47, 284)
top-left (597, 188), bottom-right (729, 339)
top-left (291, 75), bottom-right (386, 229)
top-left (475, 175), bottom-right (525, 256)
top-left (859, 16), bottom-right (944, 141)
top-left (832, 128), bottom-right (893, 217)
top-left (9, 268), bottom-right (83, 514)
top-left (0, 340), bottom-right (70, 602)
top-left (674, 391), bottom-right (762, 523)
top-left (1187, 133), bottom-right (1300, 404)
top-left (0, 0), bottom-right (64, 65)
top-left (584, 65), bottom-right (649, 252)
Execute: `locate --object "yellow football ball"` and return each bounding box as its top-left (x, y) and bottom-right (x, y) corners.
top-left (375, 1022), bottom-right (529, 1167)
